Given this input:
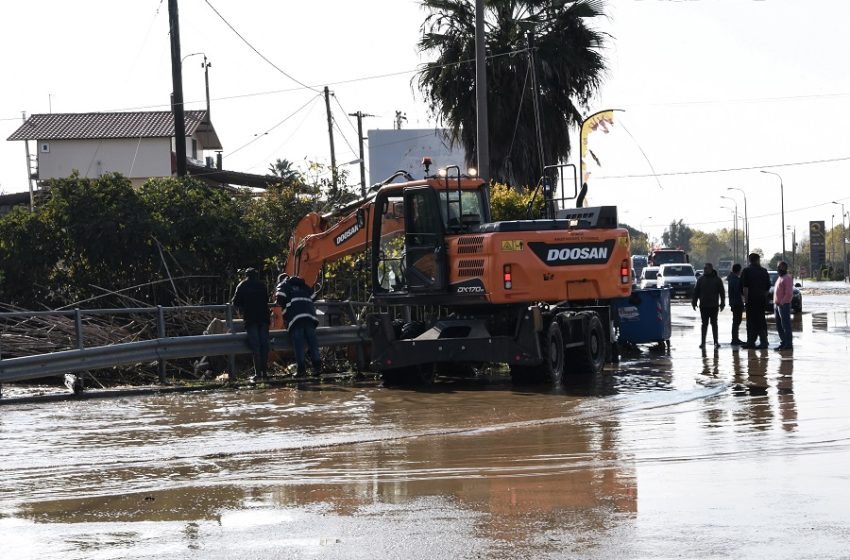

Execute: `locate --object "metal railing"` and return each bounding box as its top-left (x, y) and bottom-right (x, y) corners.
top-left (0, 303), bottom-right (369, 388)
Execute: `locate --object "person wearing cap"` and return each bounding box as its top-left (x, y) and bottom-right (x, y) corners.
top-left (231, 268), bottom-right (271, 381)
top-left (276, 274), bottom-right (321, 377)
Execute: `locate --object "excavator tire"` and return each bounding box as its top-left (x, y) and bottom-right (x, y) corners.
top-left (509, 320), bottom-right (565, 386)
top-left (566, 312), bottom-right (606, 376)
top-left (543, 320), bottom-right (567, 385)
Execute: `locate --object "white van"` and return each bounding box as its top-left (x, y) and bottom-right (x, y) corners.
top-left (657, 263), bottom-right (697, 298)
top-left (639, 266), bottom-right (660, 289)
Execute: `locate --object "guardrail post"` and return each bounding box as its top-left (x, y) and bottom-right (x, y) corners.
top-left (226, 304), bottom-right (236, 381)
top-left (73, 308), bottom-right (85, 392)
top-left (74, 308), bottom-right (84, 350)
top-left (157, 305), bottom-right (167, 384)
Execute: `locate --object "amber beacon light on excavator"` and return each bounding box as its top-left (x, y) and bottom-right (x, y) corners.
top-left (283, 159), bottom-right (632, 386)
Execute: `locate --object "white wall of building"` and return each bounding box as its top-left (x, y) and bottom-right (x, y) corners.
top-left (367, 129), bottom-right (467, 185)
top-left (36, 138), bottom-right (173, 181)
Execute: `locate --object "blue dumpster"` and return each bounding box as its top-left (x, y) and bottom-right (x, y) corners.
top-left (613, 288), bottom-right (671, 344)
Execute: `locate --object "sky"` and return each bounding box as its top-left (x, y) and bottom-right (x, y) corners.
top-left (1, 0), bottom-right (849, 261)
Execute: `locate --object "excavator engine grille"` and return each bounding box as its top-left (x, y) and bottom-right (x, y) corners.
top-left (457, 236), bottom-right (484, 254)
top-left (457, 258), bottom-right (485, 277)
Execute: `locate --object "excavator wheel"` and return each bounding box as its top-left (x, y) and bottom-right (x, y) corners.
top-left (543, 320), bottom-right (567, 385)
top-left (566, 312), bottom-right (606, 376)
top-left (510, 320), bottom-right (566, 386)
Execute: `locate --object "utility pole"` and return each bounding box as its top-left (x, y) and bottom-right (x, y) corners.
top-left (22, 111), bottom-right (34, 211)
top-left (527, 31), bottom-right (545, 178)
top-left (168, 0), bottom-right (187, 177)
top-left (348, 111), bottom-right (374, 198)
top-left (474, 0), bottom-right (489, 181)
top-left (324, 86), bottom-right (337, 191)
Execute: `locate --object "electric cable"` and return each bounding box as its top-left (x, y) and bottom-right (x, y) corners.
top-left (595, 156), bottom-right (850, 181)
top-left (228, 94), bottom-right (321, 157)
top-left (203, 0), bottom-right (319, 93)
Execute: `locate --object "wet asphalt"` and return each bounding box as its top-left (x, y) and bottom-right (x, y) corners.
top-left (1, 286), bottom-right (849, 559)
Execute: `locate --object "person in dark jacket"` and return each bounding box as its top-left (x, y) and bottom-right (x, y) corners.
top-left (740, 252), bottom-right (771, 349)
top-left (727, 263), bottom-right (744, 345)
top-left (276, 275), bottom-right (321, 377)
top-left (692, 263), bottom-right (726, 348)
top-left (231, 268), bottom-right (270, 381)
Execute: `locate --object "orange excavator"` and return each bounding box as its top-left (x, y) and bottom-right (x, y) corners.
top-left (284, 163), bottom-right (632, 385)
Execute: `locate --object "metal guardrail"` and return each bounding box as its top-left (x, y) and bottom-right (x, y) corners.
top-left (0, 302), bottom-right (371, 387)
top-left (0, 326), bottom-right (366, 384)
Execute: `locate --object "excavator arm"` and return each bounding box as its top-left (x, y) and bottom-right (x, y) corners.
top-left (284, 197), bottom-right (404, 287)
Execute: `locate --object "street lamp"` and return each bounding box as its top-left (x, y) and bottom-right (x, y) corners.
top-left (720, 205), bottom-right (737, 262)
top-left (181, 52), bottom-right (212, 117)
top-left (760, 170), bottom-right (785, 260)
top-left (832, 201), bottom-right (847, 282)
top-left (727, 187), bottom-right (749, 256)
top-left (720, 195), bottom-right (739, 262)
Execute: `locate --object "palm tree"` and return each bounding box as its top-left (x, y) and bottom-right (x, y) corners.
top-left (268, 158), bottom-right (304, 188)
top-left (417, 0), bottom-right (607, 187)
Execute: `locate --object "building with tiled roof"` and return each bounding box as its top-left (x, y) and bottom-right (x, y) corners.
top-left (7, 111), bottom-right (223, 185)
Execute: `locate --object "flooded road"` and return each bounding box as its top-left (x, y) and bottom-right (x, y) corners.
top-left (2, 291), bottom-right (850, 559)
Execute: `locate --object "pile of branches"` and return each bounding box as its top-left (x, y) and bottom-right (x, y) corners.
top-left (0, 300), bottom-right (227, 383)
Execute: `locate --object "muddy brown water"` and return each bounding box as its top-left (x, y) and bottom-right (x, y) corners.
top-left (2, 292), bottom-right (850, 559)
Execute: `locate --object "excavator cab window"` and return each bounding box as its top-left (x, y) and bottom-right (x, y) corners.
top-left (438, 189), bottom-right (484, 232)
top-left (403, 187), bottom-right (447, 292)
top-left (376, 195), bottom-right (407, 293)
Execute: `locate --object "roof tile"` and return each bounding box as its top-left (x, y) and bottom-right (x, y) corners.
top-left (7, 111), bottom-right (209, 141)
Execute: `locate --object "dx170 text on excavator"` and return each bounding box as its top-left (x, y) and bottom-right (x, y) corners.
top-left (284, 161), bottom-right (632, 385)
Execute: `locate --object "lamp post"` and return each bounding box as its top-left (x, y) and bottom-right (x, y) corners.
top-left (831, 214), bottom-right (836, 275)
top-left (788, 225), bottom-right (796, 277)
top-left (181, 52), bottom-right (212, 118)
top-left (760, 170), bottom-right (785, 260)
top-left (720, 205), bottom-right (737, 262)
top-left (720, 195), bottom-right (739, 262)
top-left (727, 187), bottom-right (749, 256)
top-left (833, 201), bottom-right (847, 282)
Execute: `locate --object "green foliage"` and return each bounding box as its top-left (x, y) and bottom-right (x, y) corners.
top-left (417, 0), bottom-right (608, 186)
top-left (688, 231), bottom-right (728, 270)
top-left (0, 173), bottom-right (322, 308)
top-left (489, 182), bottom-right (545, 221)
top-left (42, 173), bottom-right (156, 302)
top-left (268, 158), bottom-right (305, 188)
top-left (662, 219), bottom-right (693, 252)
top-left (138, 177), bottom-right (258, 278)
top-left (0, 206), bottom-right (63, 304)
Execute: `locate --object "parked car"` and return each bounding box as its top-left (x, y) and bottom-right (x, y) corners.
top-left (765, 270), bottom-right (803, 314)
top-left (657, 263), bottom-right (697, 298)
top-left (639, 266), bottom-right (660, 289)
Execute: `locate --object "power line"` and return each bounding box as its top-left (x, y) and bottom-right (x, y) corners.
top-left (248, 97), bottom-right (322, 172)
top-left (202, 0), bottom-right (319, 93)
top-left (595, 156), bottom-right (850, 181)
top-left (333, 95), bottom-right (360, 138)
top-left (228, 94), bottom-right (322, 157)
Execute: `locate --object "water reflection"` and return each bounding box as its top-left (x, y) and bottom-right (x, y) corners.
top-left (700, 347), bottom-right (719, 378)
top-left (9, 383), bottom-right (638, 550)
top-left (777, 358), bottom-right (797, 432)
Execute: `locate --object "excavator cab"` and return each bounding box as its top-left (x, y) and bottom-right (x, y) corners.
top-left (373, 186), bottom-right (449, 299)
